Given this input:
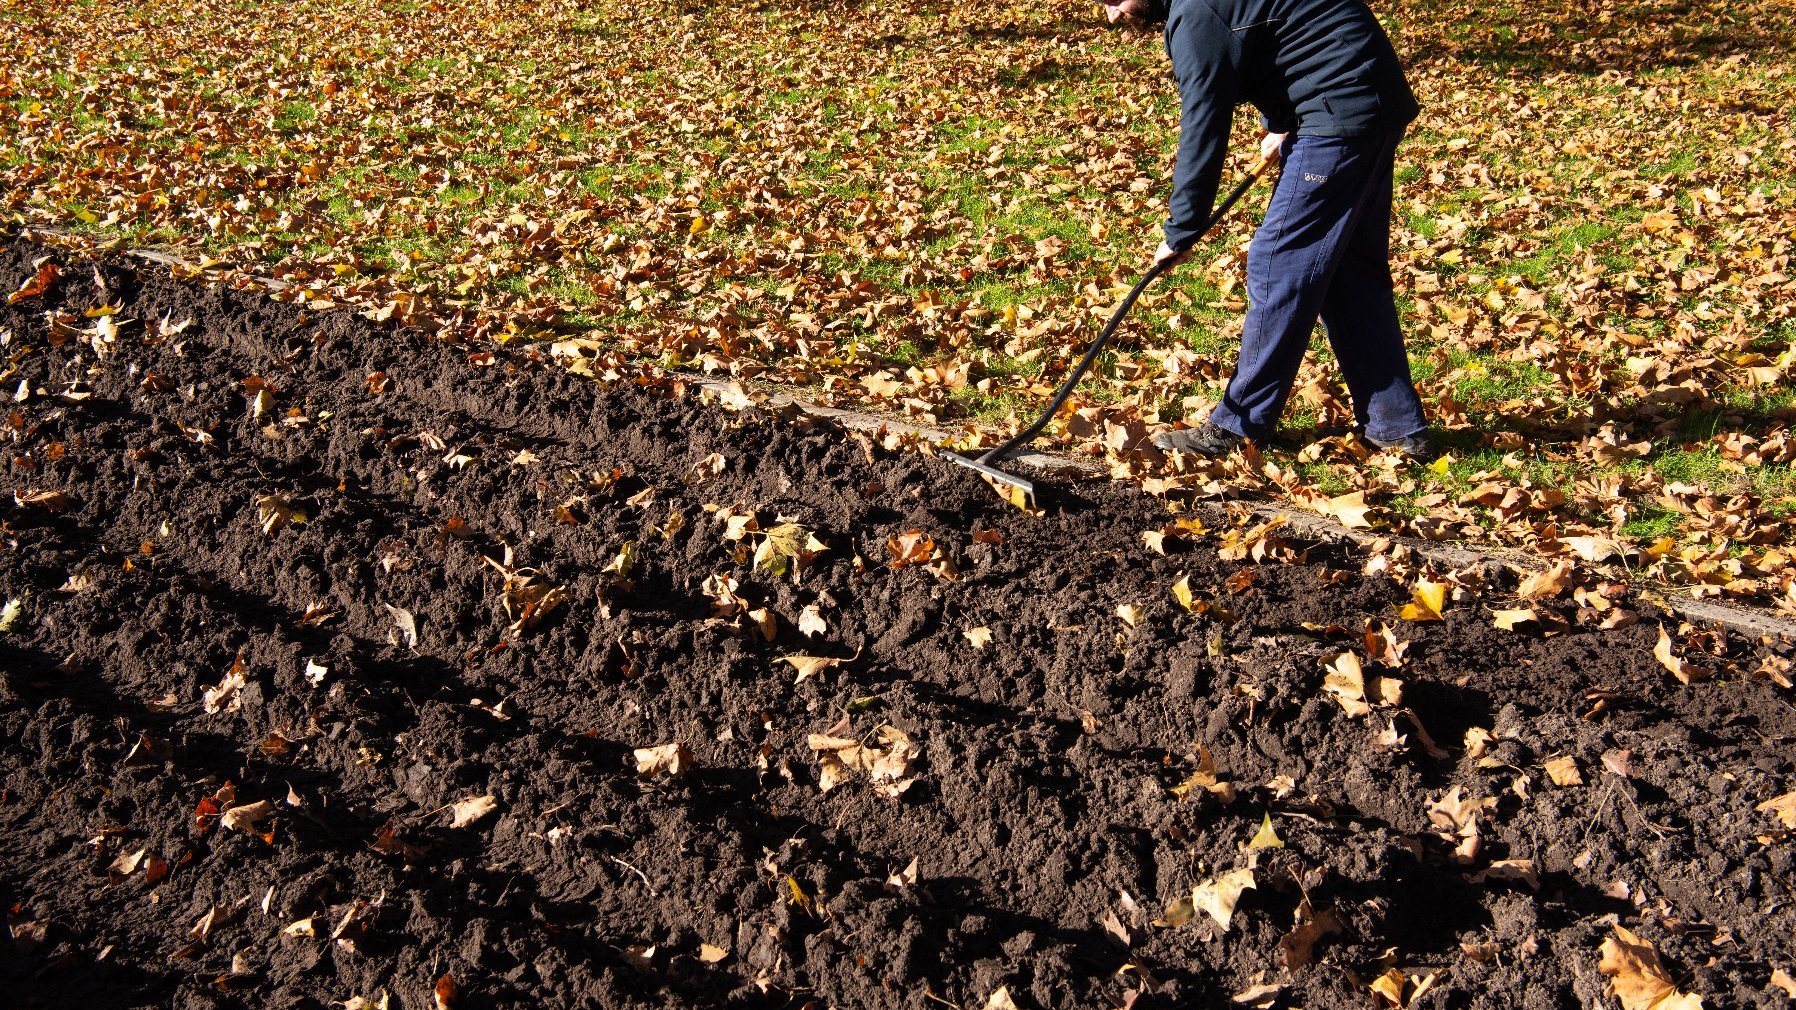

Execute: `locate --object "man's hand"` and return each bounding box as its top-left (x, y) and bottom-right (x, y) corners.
top-left (1154, 240), bottom-right (1190, 269)
top-left (1260, 131), bottom-right (1288, 163)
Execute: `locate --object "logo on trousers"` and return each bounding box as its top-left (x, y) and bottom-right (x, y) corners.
top-left (1303, 172), bottom-right (1328, 184)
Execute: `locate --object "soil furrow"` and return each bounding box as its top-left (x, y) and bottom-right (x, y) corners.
top-left (3, 239), bottom-right (1793, 1009)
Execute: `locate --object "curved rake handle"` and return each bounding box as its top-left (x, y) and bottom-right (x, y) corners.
top-left (975, 150), bottom-right (1277, 467)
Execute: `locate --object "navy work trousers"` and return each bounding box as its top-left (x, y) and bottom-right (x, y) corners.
top-left (1207, 127), bottom-right (1427, 444)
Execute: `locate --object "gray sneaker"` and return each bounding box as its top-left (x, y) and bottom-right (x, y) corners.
top-left (1367, 430), bottom-right (1441, 461)
top-left (1152, 421), bottom-right (1246, 457)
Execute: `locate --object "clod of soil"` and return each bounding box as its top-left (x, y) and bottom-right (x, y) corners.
top-left (2, 237), bottom-right (1793, 1010)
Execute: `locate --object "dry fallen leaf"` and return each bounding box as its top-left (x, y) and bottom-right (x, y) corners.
top-left (1169, 743), bottom-right (1236, 804)
top-left (1369, 966), bottom-right (1439, 1008)
top-left (1492, 608), bottom-right (1537, 630)
top-left (1115, 603), bottom-right (1145, 628)
top-left (1154, 894), bottom-right (1196, 928)
top-left (634, 743), bottom-right (694, 779)
top-left (1323, 652), bottom-right (1401, 717)
top-left (781, 652), bottom-right (852, 683)
top-left (220, 799), bottom-right (275, 836)
top-left (1231, 981), bottom-right (1287, 1007)
top-left (384, 604), bottom-right (419, 650)
top-left (1598, 925), bottom-right (1705, 1010)
top-left (202, 654), bottom-right (249, 714)
top-left (1191, 868), bottom-right (1256, 932)
top-left (1474, 858), bottom-right (1540, 890)
top-left (1278, 900), bottom-right (1341, 970)
top-left (448, 794), bottom-right (497, 828)
top-left (1756, 792), bottom-right (1796, 829)
top-left (1518, 560), bottom-right (1574, 601)
top-left (885, 856), bottom-right (920, 891)
top-left (1544, 755), bottom-right (1584, 787)
top-left (1171, 574), bottom-right (1195, 612)
top-left (1247, 813), bottom-right (1283, 850)
top-left (1653, 625), bottom-right (1708, 684)
top-left (965, 626), bottom-right (992, 649)
top-left (13, 488), bottom-right (70, 512)
top-left (1399, 579), bottom-right (1447, 622)
top-left (807, 724), bottom-right (917, 799)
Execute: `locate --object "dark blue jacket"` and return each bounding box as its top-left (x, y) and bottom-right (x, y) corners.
top-left (1162, 0), bottom-right (1420, 250)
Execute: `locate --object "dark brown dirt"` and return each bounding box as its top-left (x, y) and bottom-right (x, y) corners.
top-left (2, 236), bottom-right (1794, 1010)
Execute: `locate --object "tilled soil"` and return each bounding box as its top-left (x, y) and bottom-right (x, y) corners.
top-left (2, 237), bottom-right (1794, 1010)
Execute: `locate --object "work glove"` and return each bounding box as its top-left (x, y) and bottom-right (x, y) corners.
top-left (1153, 239), bottom-right (1190, 269)
top-left (1261, 131), bottom-right (1287, 163)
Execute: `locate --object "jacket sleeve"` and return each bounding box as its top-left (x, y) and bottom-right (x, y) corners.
top-left (1163, 3), bottom-right (1239, 252)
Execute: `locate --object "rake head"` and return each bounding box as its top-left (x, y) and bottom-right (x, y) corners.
top-left (942, 451), bottom-right (1036, 508)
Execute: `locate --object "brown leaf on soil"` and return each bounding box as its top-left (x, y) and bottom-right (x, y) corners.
top-left (433, 973), bottom-right (458, 1010)
top-left (1518, 561), bottom-right (1576, 601)
top-left (1278, 900), bottom-right (1341, 970)
top-left (1428, 785), bottom-right (1495, 864)
top-left (1398, 579), bottom-right (1447, 622)
top-left (1544, 755), bottom-right (1584, 787)
top-left (697, 943), bottom-right (730, 964)
top-left (884, 856), bottom-right (919, 892)
top-left (1598, 925), bottom-right (1705, 1010)
top-left (371, 823), bottom-right (428, 864)
top-left (1602, 749), bottom-right (1637, 779)
top-left (1769, 969), bottom-right (1796, 999)
top-left (1168, 743), bottom-right (1236, 804)
top-left (12, 488), bottom-right (70, 511)
top-left (781, 649), bottom-right (858, 683)
top-left (384, 604), bottom-right (419, 649)
top-left (964, 626), bottom-right (992, 649)
top-left (1364, 619), bottom-right (1409, 667)
top-left (1115, 603), bottom-right (1146, 628)
top-left (1322, 491), bottom-right (1375, 529)
top-left (202, 653), bottom-right (249, 714)
top-left (1154, 894), bottom-right (1196, 929)
top-left (109, 846), bottom-right (147, 878)
top-left (220, 799), bottom-right (275, 838)
top-left (886, 529), bottom-right (935, 568)
top-left (634, 743), bottom-right (694, 779)
top-left (806, 724), bottom-right (917, 798)
top-left (8, 261), bottom-right (59, 304)
top-left (487, 561), bottom-right (567, 636)
top-left (255, 493), bottom-right (305, 535)
top-left (1369, 967), bottom-right (1440, 1008)
top-left (753, 521), bottom-right (825, 578)
top-left (747, 607), bottom-right (778, 641)
top-left (1247, 813), bottom-right (1283, 849)
top-left (1474, 859), bottom-right (1540, 890)
top-left (1653, 625), bottom-right (1709, 684)
top-left (189, 904), bottom-right (232, 943)
top-left (1232, 981), bottom-right (1289, 1007)
top-left (448, 794), bottom-right (497, 828)
top-left (985, 986), bottom-right (1020, 1010)
top-left (1756, 792), bottom-right (1796, 828)
top-left (797, 604), bottom-right (827, 638)
top-left (1323, 651), bottom-right (1400, 718)
top-left (1191, 868), bottom-right (1256, 932)
top-left (1492, 608), bottom-right (1537, 630)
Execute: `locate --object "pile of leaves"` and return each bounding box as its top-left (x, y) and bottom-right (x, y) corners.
top-left (2, 0), bottom-right (1792, 606)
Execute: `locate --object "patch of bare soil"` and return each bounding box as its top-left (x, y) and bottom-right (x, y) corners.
top-left (2, 238), bottom-right (1794, 1009)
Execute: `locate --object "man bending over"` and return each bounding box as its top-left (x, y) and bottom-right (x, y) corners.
top-left (1106, 0), bottom-right (1436, 459)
